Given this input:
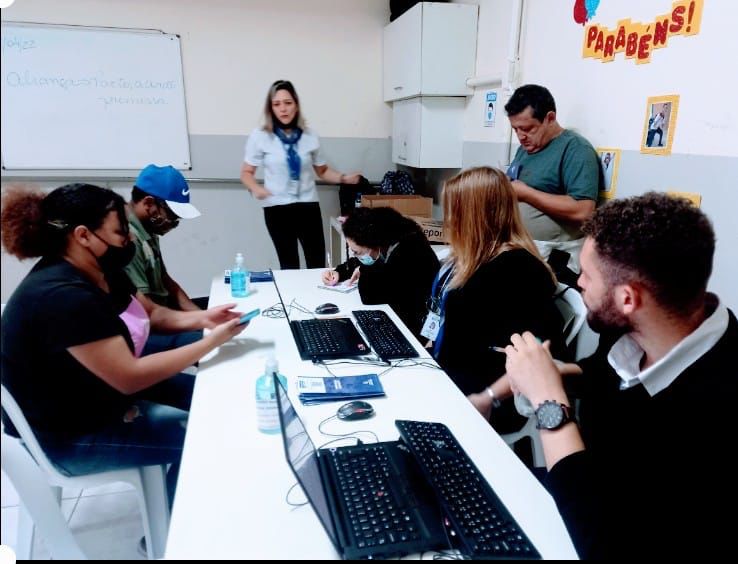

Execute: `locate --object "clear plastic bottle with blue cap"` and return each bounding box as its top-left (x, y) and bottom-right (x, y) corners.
top-left (230, 252), bottom-right (249, 298)
top-left (256, 357), bottom-right (287, 434)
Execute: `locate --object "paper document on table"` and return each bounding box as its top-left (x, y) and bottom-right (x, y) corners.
top-left (317, 282), bottom-right (358, 293)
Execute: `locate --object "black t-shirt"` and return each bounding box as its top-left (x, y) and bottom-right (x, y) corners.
top-left (1, 256), bottom-right (137, 438)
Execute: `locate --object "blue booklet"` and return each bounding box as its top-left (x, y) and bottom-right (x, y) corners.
top-left (297, 374), bottom-right (385, 405)
top-left (250, 270), bottom-right (274, 282)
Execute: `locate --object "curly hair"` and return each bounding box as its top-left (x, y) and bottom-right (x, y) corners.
top-left (341, 206), bottom-right (424, 249)
top-left (582, 192), bottom-right (715, 313)
top-left (1, 183), bottom-right (127, 259)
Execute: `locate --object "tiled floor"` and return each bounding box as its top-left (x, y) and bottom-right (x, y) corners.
top-left (0, 469), bottom-right (146, 560)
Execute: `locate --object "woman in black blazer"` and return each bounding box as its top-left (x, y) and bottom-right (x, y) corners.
top-left (432, 167), bottom-right (565, 433)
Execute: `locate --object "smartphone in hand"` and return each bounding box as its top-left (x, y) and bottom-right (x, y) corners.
top-left (238, 308), bottom-right (261, 325)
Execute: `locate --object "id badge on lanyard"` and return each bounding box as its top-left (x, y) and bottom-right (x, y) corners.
top-left (420, 310), bottom-right (441, 341)
top-left (420, 265), bottom-right (452, 341)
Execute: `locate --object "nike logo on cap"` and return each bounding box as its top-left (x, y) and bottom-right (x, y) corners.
top-left (182, 188), bottom-right (190, 196)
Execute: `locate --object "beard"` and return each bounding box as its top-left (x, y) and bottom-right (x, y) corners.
top-left (586, 290), bottom-right (632, 334)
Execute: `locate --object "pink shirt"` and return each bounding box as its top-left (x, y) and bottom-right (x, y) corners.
top-left (119, 296), bottom-right (150, 357)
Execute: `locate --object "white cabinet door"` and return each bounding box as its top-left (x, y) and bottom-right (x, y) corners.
top-left (392, 97), bottom-right (422, 167)
top-left (421, 3), bottom-right (477, 96)
top-left (383, 3), bottom-right (422, 102)
top-left (383, 2), bottom-right (477, 102)
top-left (392, 97), bottom-right (465, 169)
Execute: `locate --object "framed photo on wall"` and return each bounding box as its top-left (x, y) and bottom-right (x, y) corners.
top-left (641, 95), bottom-right (679, 155)
top-left (596, 147), bottom-right (621, 199)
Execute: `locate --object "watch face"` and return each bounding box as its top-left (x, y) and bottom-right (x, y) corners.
top-left (536, 401), bottom-right (564, 429)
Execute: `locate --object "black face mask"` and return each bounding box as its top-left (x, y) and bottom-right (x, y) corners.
top-left (146, 212), bottom-right (179, 236)
top-left (91, 232), bottom-right (136, 272)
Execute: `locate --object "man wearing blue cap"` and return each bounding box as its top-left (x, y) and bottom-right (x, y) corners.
top-left (126, 164), bottom-right (205, 354)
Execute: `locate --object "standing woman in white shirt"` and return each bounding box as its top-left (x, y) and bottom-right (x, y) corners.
top-left (240, 80), bottom-right (361, 269)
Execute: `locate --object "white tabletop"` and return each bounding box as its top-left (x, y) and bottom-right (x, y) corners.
top-left (165, 269), bottom-right (577, 559)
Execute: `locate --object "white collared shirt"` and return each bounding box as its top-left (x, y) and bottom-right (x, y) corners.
top-left (607, 295), bottom-right (729, 396)
top-left (243, 128), bottom-right (326, 208)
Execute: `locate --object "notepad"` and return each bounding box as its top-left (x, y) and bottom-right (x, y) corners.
top-left (297, 374), bottom-right (385, 405)
top-left (317, 282), bottom-right (358, 293)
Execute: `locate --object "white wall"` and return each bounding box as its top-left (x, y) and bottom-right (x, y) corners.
top-left (1, 0), bottom-right (391, 138)
top-left (1, 0), bottom-right (392, 302)
top-left (461, 0), bottom-right (738, 156)
top-left (457, 0), bottom-right (738, 308)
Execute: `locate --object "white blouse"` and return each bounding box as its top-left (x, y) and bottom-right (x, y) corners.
top-left (243, 128), bottom-right (327, 208)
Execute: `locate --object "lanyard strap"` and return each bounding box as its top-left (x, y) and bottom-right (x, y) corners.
top-left (430, 264), bottom-right (453, 358)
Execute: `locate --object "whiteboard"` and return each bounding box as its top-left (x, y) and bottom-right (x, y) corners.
top-left (0, 23), bottom-right (191, 170)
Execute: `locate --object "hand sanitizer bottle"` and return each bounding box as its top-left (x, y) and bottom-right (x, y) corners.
top-left (256, 357), bottom-right (287, 434)
top-left (231, 253), bottom-right (249, 298)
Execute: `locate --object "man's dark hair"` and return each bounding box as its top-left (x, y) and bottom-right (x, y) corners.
top-left (342, 207), bottom-right (424, 249)
top-left (131, 186), bottom-right (150, 203)
top-left (582, 192), bottom-right (715, 313)
top-left (504, 84), bottom-right (556, 122)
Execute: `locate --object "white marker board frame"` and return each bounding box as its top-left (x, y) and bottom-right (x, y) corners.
top-left (1, 22), bottom-right (191, 170)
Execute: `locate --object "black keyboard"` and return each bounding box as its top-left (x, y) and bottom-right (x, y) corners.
top-left (290, 318), bottom-right (369, 360)
top-left (395, 420), bottom-right (541, 559)
top-left (352, 310), bottom-right (419, 361)
top-left (329, 445), bottom-right (423, 549)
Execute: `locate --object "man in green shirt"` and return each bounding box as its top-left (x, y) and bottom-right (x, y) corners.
top-left (126, 164), bottom-right (202, 310)
top-left (126, 164), bottom-right (205, 354)
top-left (504, 85), bottom-right (601, 278)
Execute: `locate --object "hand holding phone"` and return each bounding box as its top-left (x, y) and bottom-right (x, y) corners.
top-left (238, 308), bottom-right (261, 325)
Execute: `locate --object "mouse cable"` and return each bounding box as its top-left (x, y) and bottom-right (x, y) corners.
top-left (285, 481), bottom-right (309, 507)
top-left (318, 414), bottom-right (379, 444)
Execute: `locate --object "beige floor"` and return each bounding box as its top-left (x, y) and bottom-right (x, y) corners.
top-left (1, 469), bottom-right (146, 560)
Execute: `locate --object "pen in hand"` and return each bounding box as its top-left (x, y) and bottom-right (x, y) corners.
top-left (490, 344), bottom-right (565, 368)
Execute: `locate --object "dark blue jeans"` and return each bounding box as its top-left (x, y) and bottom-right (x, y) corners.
top-left (142, 329), bottom-right (203, 357)
top-left (39, 400), bottom-right (188, 508)
top-left (38, 332), bottom-right (200, 507)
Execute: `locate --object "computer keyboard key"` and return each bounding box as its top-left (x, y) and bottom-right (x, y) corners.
top-left (395, 420), bottom-right (540, 560)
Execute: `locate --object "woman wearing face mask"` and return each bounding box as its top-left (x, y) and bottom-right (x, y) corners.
top-left (321, 207), bottom-right (440, 339)
top-left (0, 183), bottom-right (248, 508)
top-left (240, 79), bottom-right (362, 269)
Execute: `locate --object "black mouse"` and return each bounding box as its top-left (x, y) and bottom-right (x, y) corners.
top-left (315, 303), bottom-right (340, 315)
top-left (336, 400), bottom-right (375, 421)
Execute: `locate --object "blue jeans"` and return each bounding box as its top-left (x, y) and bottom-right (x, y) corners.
top-left (39, 401), bottom-right (188, 508)
top-left (142, 329), bottom-right (203, 357)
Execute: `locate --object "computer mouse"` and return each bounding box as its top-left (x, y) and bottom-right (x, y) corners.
top-left (336, 400), bottom-right (375, 421)
top-left (315, 303), bottom-right (340, 315)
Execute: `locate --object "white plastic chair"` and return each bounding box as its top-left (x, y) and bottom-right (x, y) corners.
top-left (499, 284), bottom-right (597, 468)
top-left (552, 283), bottom-right (601, 361)
top-left (1, 384), bottom-right (170, 559)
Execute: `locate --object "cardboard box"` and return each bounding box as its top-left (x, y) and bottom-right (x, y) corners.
top-left (409, 216), bottom-right (445, 243)
top-left (360, 194), bottom-right (433, 218)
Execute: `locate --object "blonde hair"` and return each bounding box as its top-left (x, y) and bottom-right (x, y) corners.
top-left (262, 80), bottom-right (307, 133)
top-left (442, 166), bottom-right (553, 289)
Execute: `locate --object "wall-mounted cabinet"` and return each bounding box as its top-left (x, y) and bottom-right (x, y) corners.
top-left (392, 97), bottom-right (465, 169)
top-left (383, 2), bottom-right (478, 102)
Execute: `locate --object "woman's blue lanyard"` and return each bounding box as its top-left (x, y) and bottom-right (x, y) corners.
top-left (430, 263), bottom-right (453, 359)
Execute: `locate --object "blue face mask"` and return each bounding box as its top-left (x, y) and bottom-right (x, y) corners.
top-left (357, 253), bottom-right (376, 266)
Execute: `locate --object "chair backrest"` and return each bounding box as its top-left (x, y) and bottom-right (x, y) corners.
top-left (1, 384), bottom-right (66, 480)
top-left (554, 283), bottom-right (587, 347)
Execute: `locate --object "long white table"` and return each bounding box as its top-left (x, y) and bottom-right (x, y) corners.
top-left (165, 269), bottom-right (577, 559)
